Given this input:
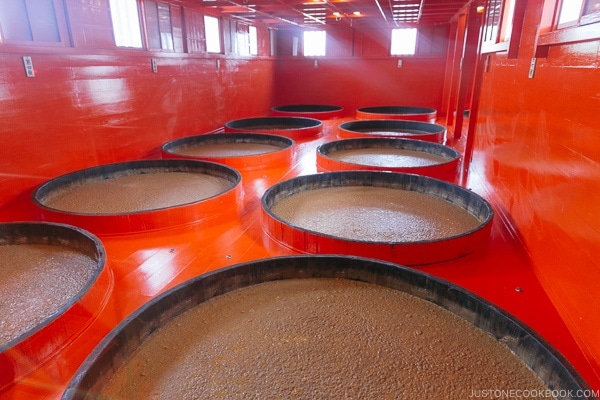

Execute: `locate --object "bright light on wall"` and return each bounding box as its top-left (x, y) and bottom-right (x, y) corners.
top-left (303, 30), bottom-right (326, 56)
top-left (390, 28), bottom-right (417, 56)
top-left (109, 0), bottom-right (143, 48)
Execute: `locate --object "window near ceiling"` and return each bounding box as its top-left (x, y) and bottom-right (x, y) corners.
top-left (236, 24), bottom-right (249, 55)
top-left (303, 30), bottom-right (326, 56)
top-left (204, 15), bottom-right (221, 53)
top-left (236, 23), bottom-right (257, 55)
top-left (557, 0), bottom-right (600, 26)
top-left (558, 0), bottom-right (585, 26)
top-left (390, 28), bottom-right (417, 55)
top-left (0, 0), bottom-right (66, 45)
top-left (481, 0), bottom-right (516, 45)
top-left (184, 8), bottom-right (204, 53)
top-left (536, 0), bottom-right (600, 54)
top-left (109, 0), bottom-right (143, 48)
top-left (144, 1), bottom-right (174, 50)
top-left (480, 0), bottom-right (525, 58)
top-left (249, 26), bottom-right (258, 55)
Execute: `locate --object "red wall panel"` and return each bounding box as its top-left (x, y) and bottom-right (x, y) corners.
top-left (472, 0), bottom-right (600, 383)
top-left (0, 52), bottom-right (274, 209)
top-left (272, 25), bottom-right (448, 115)
top-left (272, 57), bottom-right (446, 115)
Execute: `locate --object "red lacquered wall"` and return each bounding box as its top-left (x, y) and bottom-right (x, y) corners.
top-left (0, 1), bottom-right (274, 211)
top-left (470, 0), bottom-right (600, 383)
top-left (271, 26), bottom-right (448, 116)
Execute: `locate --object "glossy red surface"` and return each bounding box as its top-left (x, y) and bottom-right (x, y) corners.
top-left (1, 0), bottom-right (600, 395)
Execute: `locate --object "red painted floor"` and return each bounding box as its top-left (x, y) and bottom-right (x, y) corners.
top-left (1, 117), bottom-right (599, 398)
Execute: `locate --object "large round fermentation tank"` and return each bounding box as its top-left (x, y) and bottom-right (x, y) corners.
top-left (261, 171), bottom-right (493, 265)
top-left (271, 104), bottom-right (344, 119)
top-left (356, 106), bottom-right (437, 122)
top-left (224, 116), bottom-right (323, 141)
top-left (337, 120), bottom-right (446, 143)
top-left (161, 133), bottom-right (294, 170)
top-left (62, 256), bottom-right (591, 399)
top-left (33, 160), bottom-right (242, 235)
top-left (316, 138), bottom-right (460, 182)
top-left (0, 222), bottom-right (107, 390)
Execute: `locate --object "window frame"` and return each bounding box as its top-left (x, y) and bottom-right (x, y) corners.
top-left (144, 1), bottom-right (176, 51)
top-left (536, 0), bottom-right (600, 56)
top-left (480, 0), bottom-right (526, 58)
top-left (0, 0), bottom-right (70, 47)
top-left (235, 22), bottom-right (256, 56)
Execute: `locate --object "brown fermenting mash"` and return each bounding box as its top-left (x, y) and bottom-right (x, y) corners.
top-left (270, 186), bottom-right (480, 242)
top-left (43, 171), bottom-right (233, 214)
top-left (98, 278), bottom-right (549, 399)
top-left (242, 124), bottom-right (300, 130)
top-left (174, 142), bottom-right (281, 157)
top-left (0, 244), bottom-right (96, 346)
top-left (354, 128), bottom-right (431, 136)
top-left (328, 148), bottom-right (448, 168)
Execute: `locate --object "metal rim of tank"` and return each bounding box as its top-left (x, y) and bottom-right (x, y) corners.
top-left (224, 116), bottom-right (323, 140)
top-left (356, 106), bottom-right (437, 122)
top-left (0, 222), bottom-right (107, 390)
top-left (261, 171), bottom-right (493, 265)
top-left (337, 119), bottom-right (446, 143)
top-left (61, 255), bottom-right (591, 399)
top-left (32, 159), bottom-right (242, 235)
top-left (316, 137), bottom-right (460, 182)
top-left (161, 133), bottom-right (295, 170)
top-left (271, 104), bottom-right (344, 119)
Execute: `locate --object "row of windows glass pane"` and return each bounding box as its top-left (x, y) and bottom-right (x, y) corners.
top-left (0, 0), bottom-right (61, 43)
top-left (303, 30), bottom-right (326, 56)
top-left (303, 28), bottom-right (415, 57)
top-left (558, 0), bottom-right (600, 25)
top-left (235, 24), bottom-right (258, 55)
top-left (204, 15), bottom-right (221, 53)
top-left (1, 0), bottom-right (414, 57)
top-left (391, 28), bottom-right (417, 55)
top-left (108, 0), bottom-right (222, 53)
top-left (558, 0), bottom-right (585, 24)
top-left (110, 0), bottom-right (143, 48)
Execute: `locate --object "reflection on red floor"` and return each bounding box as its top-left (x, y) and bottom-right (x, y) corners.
top-left (1, 118), bottom-right (599, 398)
